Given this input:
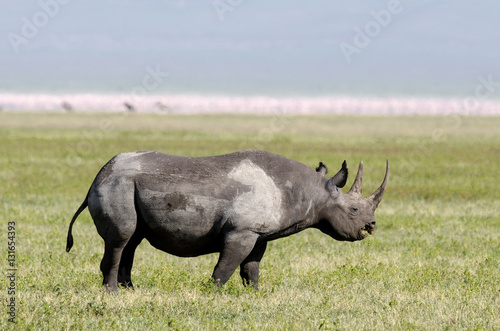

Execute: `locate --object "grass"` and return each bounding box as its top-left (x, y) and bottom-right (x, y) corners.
top-left (0, 112), bottom-right (499, 330)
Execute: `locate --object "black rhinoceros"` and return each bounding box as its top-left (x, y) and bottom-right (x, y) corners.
top-left (66, 149), bottom-right (389, 291)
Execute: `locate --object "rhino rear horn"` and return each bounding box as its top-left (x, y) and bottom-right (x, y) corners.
top-left (347, 161), bottom-right (363, 195)
top-left (368, 159), bottom-right (390, 209)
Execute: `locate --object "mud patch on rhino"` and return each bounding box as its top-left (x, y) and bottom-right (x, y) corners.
top-left (227, 159), bottom-right (282, 231)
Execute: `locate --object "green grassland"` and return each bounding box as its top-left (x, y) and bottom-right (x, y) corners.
top-left (1, 112), bottom-right (499, 330)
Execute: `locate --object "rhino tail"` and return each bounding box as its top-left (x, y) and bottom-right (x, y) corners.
top-left (66, 190), bottom-right (90, 252)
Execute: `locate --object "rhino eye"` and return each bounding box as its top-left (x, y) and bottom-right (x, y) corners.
top-left (351, 207), bottom-right (359, 213)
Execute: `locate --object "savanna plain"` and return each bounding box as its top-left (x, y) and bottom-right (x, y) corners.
top-left (0, 112), bottom-right (499, 330)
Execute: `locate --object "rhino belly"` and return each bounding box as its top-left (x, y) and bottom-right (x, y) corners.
top-left (136, 190), bottom-right (228, 257)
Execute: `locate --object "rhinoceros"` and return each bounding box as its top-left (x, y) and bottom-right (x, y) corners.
top-left (66, 149), bottom-right (389, 291)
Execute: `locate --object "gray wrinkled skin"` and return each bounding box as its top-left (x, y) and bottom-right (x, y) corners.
top-left (66, 149), bottom-right (389, 292)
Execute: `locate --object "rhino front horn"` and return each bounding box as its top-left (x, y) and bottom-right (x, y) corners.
top-left (368, 159), bottom-right (390, 209)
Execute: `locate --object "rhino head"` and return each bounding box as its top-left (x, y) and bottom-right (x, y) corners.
top-left (316, 160), bottom-right (390, 241)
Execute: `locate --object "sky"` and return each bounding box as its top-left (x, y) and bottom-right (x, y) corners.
top-left (1, 0), bottom-right (499, 98)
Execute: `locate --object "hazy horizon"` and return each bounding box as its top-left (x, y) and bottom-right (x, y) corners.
top-left (1, 1), bottom-right (500, 99)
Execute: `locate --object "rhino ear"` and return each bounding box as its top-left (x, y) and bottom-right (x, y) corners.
top-left (328, 160), bottom-right (348, 188)
top-left (316, 162), bottom-right (328, 176)
top-left (325, 160), bottom-right (348, 195)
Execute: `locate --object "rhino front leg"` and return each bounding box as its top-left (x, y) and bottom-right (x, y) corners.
top-left (212, 231), bottom-right (260, 287)
top-left (240, 241), bottom-right (267, 290)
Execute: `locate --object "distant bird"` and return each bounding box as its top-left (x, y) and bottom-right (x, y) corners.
top-left (123, 102), bottom-right (136, 113)
top-left (156, 101), bottom-right (171, 113)
top-left (62, 101), bottom-right (73, 112)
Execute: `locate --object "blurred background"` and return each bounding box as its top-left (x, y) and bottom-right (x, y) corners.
top-left (1, 0), bottom-right (499, 113)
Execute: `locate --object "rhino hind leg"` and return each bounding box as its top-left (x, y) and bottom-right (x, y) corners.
top-left (212, 231), bottom-right (260, 287)
top-left (90, 191), bottom-right (138, 292)
top-left (98, 219), bottom-right (138, 292)
top-left (117, 230), bottom-right (144, 289)
top-left (100, 240), bottom-right (130, 292)
top-left (93, 208), bottom-right (140, 292)
top-left (240, 241), bottom-right (267, 290)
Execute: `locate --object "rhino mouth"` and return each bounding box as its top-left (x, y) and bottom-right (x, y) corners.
top-left (360, 226), bottom-right (375, 237)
